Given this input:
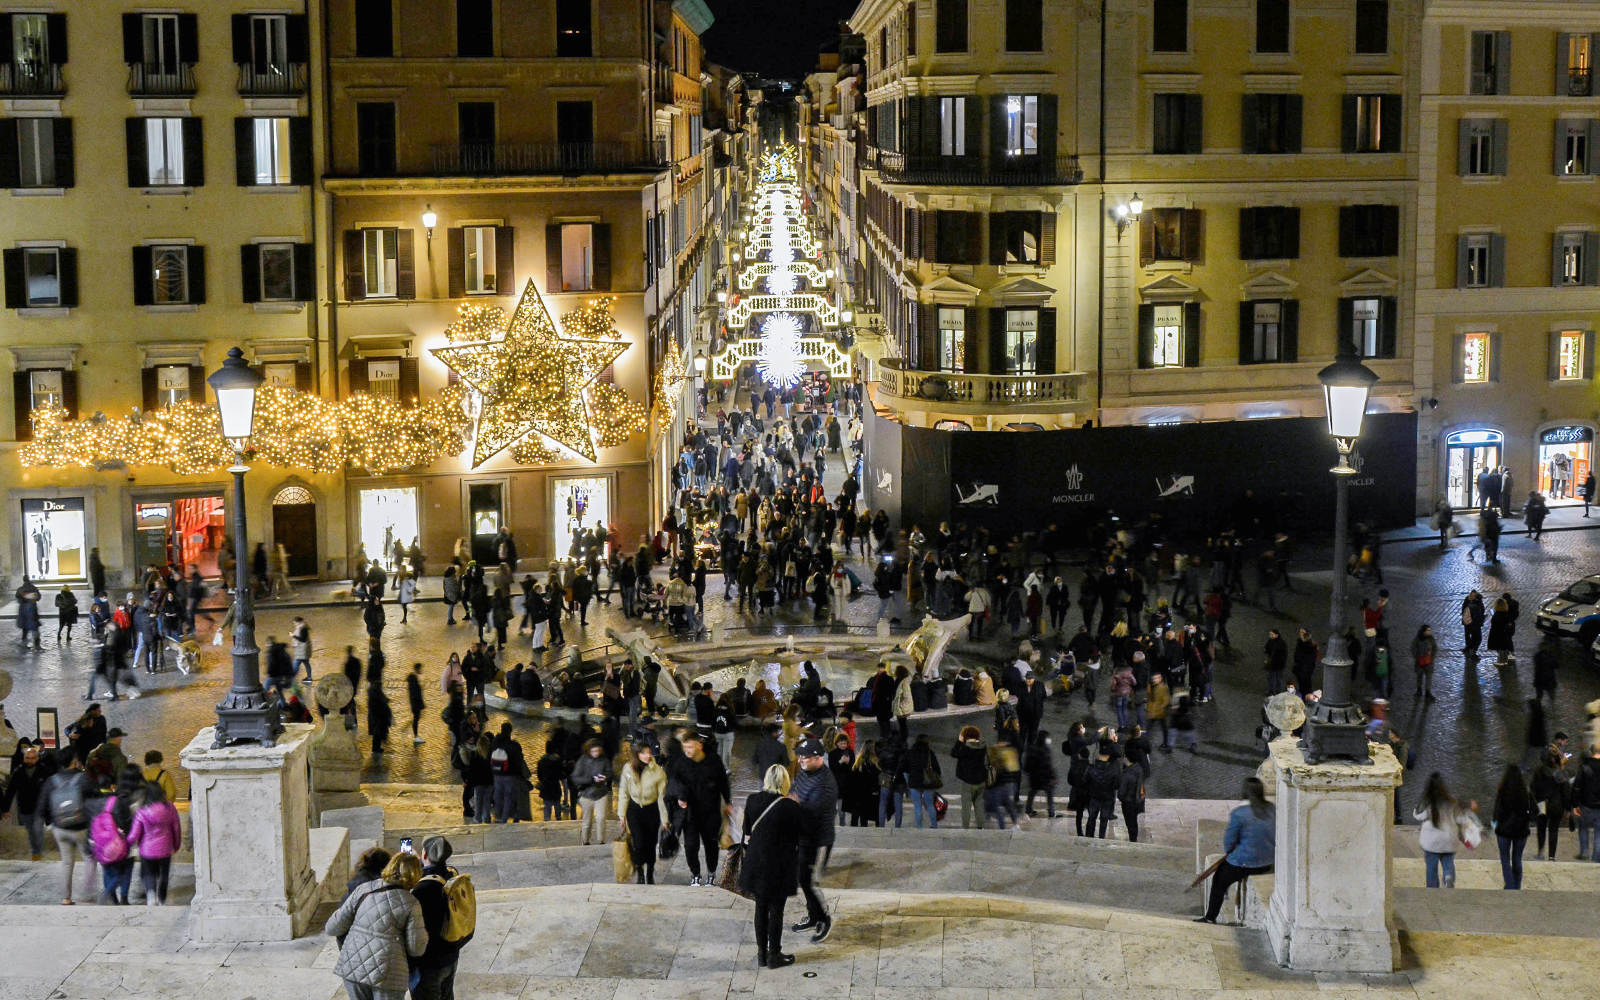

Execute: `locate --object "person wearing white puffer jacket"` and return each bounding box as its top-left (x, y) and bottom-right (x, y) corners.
top-left (1413, 771), bottom-right (1479, 889)
top-left (325, 852), bottom-right (427, 1000)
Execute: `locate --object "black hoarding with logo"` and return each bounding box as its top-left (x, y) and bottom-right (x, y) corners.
top-left (894, 413), bottom-right (1418, 539)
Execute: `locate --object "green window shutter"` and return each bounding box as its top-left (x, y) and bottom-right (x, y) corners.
top-left (1137, 303), bottom-right (1155, 369)
top-left (1280, 299), bottom-right (1298, 361)
top-left (1036, 308), bottom-right (1056, 373)
top-left (1183, 302), bottom-right (1201, 366)
top-left (1337, 297), bottom-right (1355, 355)
top-left (987, 308), bottom-right (1007, 373)
top-left (1489, 233), bottom-right (1506, 287)
top-left (1238, 300), bottom-right (1255, 363)
top-left (1378, 296), bottom-right (1398, 358)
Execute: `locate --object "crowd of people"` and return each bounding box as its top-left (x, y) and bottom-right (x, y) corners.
top-left (0, 704), bottom-right (182, 906)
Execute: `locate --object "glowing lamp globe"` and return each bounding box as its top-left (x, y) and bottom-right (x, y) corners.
top-left (207, 346), bottom-right (264, 443)
top-left (1129, 192), bottom-right (1144, 217)
top-left (1317, 353), bottom-right (1379, 466)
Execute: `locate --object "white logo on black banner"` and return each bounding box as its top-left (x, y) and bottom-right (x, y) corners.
top-left (1052, 463), bottom-right (1096, 504)
top-left (1156, 474), bottom-right (1195, 497)
top-left (956, 483), bottom-right (1000, 506)
top-left (1063, 464), bottom-right (1085, 490)
top-left (876, 470), bottom-right (894, 495)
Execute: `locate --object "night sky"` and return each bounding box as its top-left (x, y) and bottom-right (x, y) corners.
top-left (700, 0), bottom-right (861, 80)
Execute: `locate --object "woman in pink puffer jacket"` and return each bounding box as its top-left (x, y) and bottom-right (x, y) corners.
top-left (127, 780), bottom-right (183, 905)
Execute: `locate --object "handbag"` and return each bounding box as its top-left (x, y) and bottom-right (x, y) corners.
top-left (718, 814), bottom-right (735, 850)
top-left (717, 797), bottom-right (780, 900)
top-left (922, 764), bottom-right (944, 790)
top-left (657, 823), bottom-right (680, 861)
top-left (1459, 814), bottom-right (1483, 851)
top-left (933, 793), bottom-right (948, 820)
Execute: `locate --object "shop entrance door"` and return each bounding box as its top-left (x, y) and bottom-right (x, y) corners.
top-left (272, 486), bottom-right (318, 576)
top-left (1445, 430), bottom-right (1504, 509)
top-left (468, 483), bottom-right (504, 565)
top-left (553, 476), bottom-right (610, 560)
top-left (358, 487), bottom-right (419, 571)
top-left (1537, 426), bottom-right (1593, 502)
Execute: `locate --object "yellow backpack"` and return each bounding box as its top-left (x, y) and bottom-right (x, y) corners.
top-left (420, 870), bottom-right (476, 944)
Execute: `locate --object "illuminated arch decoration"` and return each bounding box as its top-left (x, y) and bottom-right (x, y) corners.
top-left (711, 336), bottom-right (851, 381)
top-left (736, 261), bottom-right (828, 291)
top-left (726, 294), bottom-right (840, 329)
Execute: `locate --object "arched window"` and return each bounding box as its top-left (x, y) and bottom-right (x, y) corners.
top-left (272, 485), bottom-right (313, 505)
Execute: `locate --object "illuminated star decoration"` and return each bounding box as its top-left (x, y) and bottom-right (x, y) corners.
top-left (758, 312), bottom-right (806, 389)
top-left (432, 280), bottom-right (629, 466)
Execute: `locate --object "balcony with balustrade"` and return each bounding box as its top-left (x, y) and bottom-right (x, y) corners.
top-left (127, 62), bottom-right (196, 96)
top-left (236, 61), bottom-right (307, 97)
top-left (873, 150), bottom-right (1083, 187)
top-left (877, 357), bottom-right (1091, 422)
top-left (0, 61), bottom-right (65, 96)
top-left (428, 140), bottom-right (669, 177)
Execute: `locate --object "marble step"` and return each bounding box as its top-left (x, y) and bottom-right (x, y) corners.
top-left (386, 822), bottom-right (1197, 872)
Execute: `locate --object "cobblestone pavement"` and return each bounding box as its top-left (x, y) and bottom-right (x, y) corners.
top-left (5, 457), bottom-right (1600, 819)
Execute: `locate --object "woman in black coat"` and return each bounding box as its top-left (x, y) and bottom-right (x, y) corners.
top-left (740, 765), bottom-right (808, 970)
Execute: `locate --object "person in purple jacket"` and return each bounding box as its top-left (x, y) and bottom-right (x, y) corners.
top-left (127, 776), bottom-right (183, 905)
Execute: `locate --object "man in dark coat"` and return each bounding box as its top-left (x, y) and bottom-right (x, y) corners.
top-left (789, 738), bottom-right (836, 942)
top-left (670, 732), bottom-right (731, 886)
top-left (363, 597), bottom-right (386, 641)
top-left (871, 662), bottom-right (897, 740)
top-left (1263, 629), bottom-right (1289, 695)
top-left (0, 743), bottom-right (58, 858)
top-left (1015, 672), bottom-right (1047, 752)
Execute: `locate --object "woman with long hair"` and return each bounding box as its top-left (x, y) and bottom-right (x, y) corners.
top-left (92, 765), bottom-right (147, 904)
top-left (852, 741), bottom-right (882, 826)
top-left (1197, 777), bottom-right (1275, 923)
top-left (1413, 772), bottom-right (1478, 889)
top-left (1531, 748), bottom-right (1570, 861)
top-left (1492, 763), bottom-right (1534, 889)
top-left (621, 741), bottom-right (668, 883)
top-left (127, 775), bottom-right (182, 904)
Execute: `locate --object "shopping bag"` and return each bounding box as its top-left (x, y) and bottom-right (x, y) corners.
top-left (612, 834), bottom-right (633, 883)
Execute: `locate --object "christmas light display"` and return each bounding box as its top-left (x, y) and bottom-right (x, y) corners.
top-left (432, 280), bottom-right (645, 467)
top-left (21, 384), bottom-right (472, 476)
top-left (718, 145), bottom-right (850, 385)
top-left (653, 347), bottom-right (688, 435)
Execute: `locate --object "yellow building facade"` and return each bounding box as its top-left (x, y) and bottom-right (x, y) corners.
top-left (1104, 0), bottom-right (1418, 438)
top-left (1416, 2), bottom-right (1600, 510)
top-left (1, 1), bottom-right (327, 590)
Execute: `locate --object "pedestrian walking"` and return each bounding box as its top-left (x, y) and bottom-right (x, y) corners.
top-left (670, 732), bottom-right (731, 886)
top-left (1414, 772), bottom-right (1478, 888)
top-left (790, 739), bottom-right (836, 941)
top-left (1572, 743), bottom-right (1600, 862)
top-left (901, 734), bottom-right (942, 829)
top-left (127, 776), bottom-right (182, 905)
top-left (1488, 596), bottom-right (1516, 666)
top-left (368, 683), bottom-right (393, 756)
top-left (1530, 749), bottom-right (1569, 861)
top-left (39, 760), bottom-right (94, 904)
top-left (1492, 764), bottom-right (1533, 890)
top-left (621, 743), bottom-right (667, 883)
top-left (407, 663), bottom-right (426, 745)
top-left (740, 765), bottom-right (807, 969)
top-left (572, 739), bottom-right (613, 845)
top-left (1461, 591), bottom-right (1485, 658)
top-left (1412, 625), bottom-right (1437, 701)
top-left (1196, 778), bottom-right (1275, 923)
top-left (324, 851), bottom-right (427, 1000)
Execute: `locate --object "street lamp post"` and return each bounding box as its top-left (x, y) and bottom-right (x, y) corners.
top-left (1301, 352), bottom-right (1381, 763)
top-left (207, 347), bottom-right (282, 748)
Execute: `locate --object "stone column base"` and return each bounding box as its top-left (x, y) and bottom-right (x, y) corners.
top-left (1263, 736), bottom-right (1402, 974)
top-left (181, 724), bottom-right (320, 942)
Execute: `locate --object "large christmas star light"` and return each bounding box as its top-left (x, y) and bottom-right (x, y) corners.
top-left (433, 280), bottom-right (629, 466)
top-left (758, 313), bottom-right (806, 388)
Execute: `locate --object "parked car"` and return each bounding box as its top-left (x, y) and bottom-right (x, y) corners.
top-left (1535, 574), bottom-right (1600, 644)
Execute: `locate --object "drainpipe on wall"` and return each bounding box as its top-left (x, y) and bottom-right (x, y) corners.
top-left (1095, 0), bottom-right (1107, 423)
top-left (320, 0), bottom-right (339, 400)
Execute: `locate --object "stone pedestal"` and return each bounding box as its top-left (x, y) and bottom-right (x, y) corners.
top-left (1264, 736), bottom-right (1402, 973)
top-left (181, 724), bottom-right (320, 942)
top-left (309, 675), bottom-right (363, 804)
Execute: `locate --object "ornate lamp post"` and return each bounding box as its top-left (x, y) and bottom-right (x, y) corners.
top-left (1301, 352), bottom-right (1380, 763)
top-left (207, 347), bottom-right (282, 748)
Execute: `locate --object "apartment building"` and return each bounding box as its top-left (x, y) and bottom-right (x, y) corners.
top-left (1, 2), bottom-right (323, 590)
top-left (846, 0), bottom-right (1098, 438)
top-left (809, 0), bottom-right (1423, 536)
top-left (324, 0), bottom-right (726, 569)
top-left (1416, 3), bottom-right (1600, 511)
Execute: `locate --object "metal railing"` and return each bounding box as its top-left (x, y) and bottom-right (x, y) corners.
top-left (127, 63), bottom-right (196, 96)
top-left (429, 140), bottom-right (668, 176)
top-left (0, 61), bottom-right (64, 96)
top-left (878, 357), bottom-right (1087, 406)
top-left (875, 150), bottom-right (1084, 186)
top-left (236, 62), bottom-right (307, 96)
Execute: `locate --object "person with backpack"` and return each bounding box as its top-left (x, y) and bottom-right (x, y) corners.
top-left (127, 774), bottom-right (181, 904)
top-left (490, 723), bottom-right (529, 824)
top-left (325, 851), bottom-right (428, 1000)
top-left (91, 765), bottom-right (146, 905)
top-left (411, 836), bottom-right (475, 1000)
top-left (535, 742), bottom-right (567, 821)
top-left (1, 742), bottom-right (58, 859)
top-left (39, 759), bottom-right (94, 904)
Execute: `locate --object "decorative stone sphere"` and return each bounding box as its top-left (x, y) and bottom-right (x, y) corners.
top-left (315, 674), bottom-right (354, 712)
